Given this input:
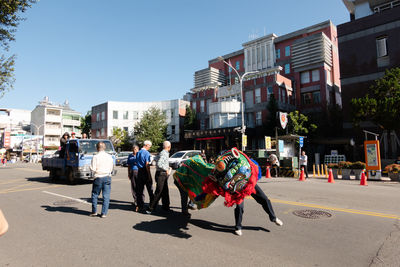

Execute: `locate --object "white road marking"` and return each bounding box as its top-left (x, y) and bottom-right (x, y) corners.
top-left (42, 190), bottom-right (91, 205)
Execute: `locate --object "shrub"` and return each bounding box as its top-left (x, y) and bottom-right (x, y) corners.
top-left (327, 163), bottom-right (339, 169)
top-left (385, 164), bottom-right (400, 173)
top-left (338, 161), bottom-right (351, 169)
top-left (351, 161), bottom-right (366, 169)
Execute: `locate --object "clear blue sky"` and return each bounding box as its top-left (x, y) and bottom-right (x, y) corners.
top-left (0, 0), bottom-right (349, 115)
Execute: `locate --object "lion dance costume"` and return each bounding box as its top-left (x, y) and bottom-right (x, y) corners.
top-left (173, 147), bottom-right (259, 208)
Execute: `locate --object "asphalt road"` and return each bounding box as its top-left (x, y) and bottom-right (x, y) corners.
top-left (1, 163), bottom-right (400, 267)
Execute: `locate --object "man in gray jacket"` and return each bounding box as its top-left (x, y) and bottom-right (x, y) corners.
top-left (148, 141), bottom-right (171, 212)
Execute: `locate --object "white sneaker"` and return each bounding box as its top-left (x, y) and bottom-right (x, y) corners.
top-left (274, 218), bottom-right (283, 226)
top-left (234, 229), bottom-right (242, 236)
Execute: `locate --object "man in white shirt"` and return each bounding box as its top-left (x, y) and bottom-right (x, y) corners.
top-left (300, 150), bottom-right (308, 178)
top-left (90, 142), bottom-right (114, 218)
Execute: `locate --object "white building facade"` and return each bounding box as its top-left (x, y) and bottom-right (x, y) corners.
top-left (91, 99), bottom-right (189, 143)
top-left (31, 97), bottom-right (81, 148)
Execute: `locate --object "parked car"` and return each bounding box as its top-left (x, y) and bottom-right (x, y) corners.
top-left (169, 150), bottom-right (201, 169)
top-left (116, 151), bottom-right (131, 166)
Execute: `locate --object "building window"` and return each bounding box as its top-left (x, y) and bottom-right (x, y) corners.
top-left (376, 37), bottom-right (388, 57)
top-left (200, 100), bottom-right (205, 113)
top-left (276, 49), bottom-right (280, 59)
top-left (123, 111), bottom-right (128, 120)
top-left (170, 109), bottom-right (174, 119)
top-left (101, 128), bottom-right (105, 136)
top-left (255, 88), bottom-right (261, 103)
top-left (113, 111), bottom-right (118, 119)
top-left (326, 69), bottom-right (332, 85)
top-left (256, 111), bottom-right (262, 126)
top-left (313, 91), bottom-right (321, 104)
top-left (261, 46), bottom-right (265, 63)
top-left (301, 93), bottom-right (312, 105)
top-left (312, 69), bottom-right (320, 82)
top-left (285, 46), bottom-right (290, 56)
top-left (282, 89), bottom-right (286, 104)
top-left (252, 47), bottom-right (256, 65)
top-left (96, 113), bottom-right (100, 121)
top-left (236, 61), bottom-right (240, 70)
top-left (200, 119), bottom-right (205, 130)
top-left (300, 71), bottom-right (310, 84)
top-left (101, 111), bottom-right (105, 120)
top-left (96, 130), bottom-right (100, 137)
top-left (229, 66), bottom-right (232, 73)
top-left (123, 127), bottom-right (128, 132)
top-left (284, 64), bottom-right (290, 74)
top-left (246, 50), bottom-right (251, 67)
top-left (192, 102), bottom-right (197, 112)
top-left (267, 86), bottom-right (273, 97)
top-left (171, 125), bottom-right (175, 134)
top-left (132, 111), bottom-right (138, 120)
top-left (234, 76), bottom-right (239, 84)
top-left (257, 46), bottom-right (261, 63)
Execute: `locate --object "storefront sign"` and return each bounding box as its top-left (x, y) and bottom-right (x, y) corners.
top-left (265, 136), bottom-right (271, 149)
top-left (279, 112), bottom-right (288, 129)
top-left (242, 135), bottom-right (247, 148)
top-left (364, 140), bottom-right (381, 171)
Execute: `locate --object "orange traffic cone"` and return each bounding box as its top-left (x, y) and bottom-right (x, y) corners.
top-left (360, 169), bottom-right (368, 186)
top-left (265, 166), bottom-right (271, 178)
top-left (328, 168), bottom-right (335, 183)
top-left (299, 167), bottom-right (305, 181)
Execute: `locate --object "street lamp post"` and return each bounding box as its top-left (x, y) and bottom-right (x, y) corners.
top-left (29, 123), bottom-right (45, 162)
top-left (218, 56), bottom-right (259, 151)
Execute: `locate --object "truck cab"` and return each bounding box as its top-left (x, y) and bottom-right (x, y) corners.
top-left (42, 139), bottom-right (117, 183)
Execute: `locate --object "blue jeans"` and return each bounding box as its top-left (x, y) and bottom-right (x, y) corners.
top-left (91, 176), bottom-right (111, 215)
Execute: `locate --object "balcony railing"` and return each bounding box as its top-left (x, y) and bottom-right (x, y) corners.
top-left (208, 101), bottom-right (242, 115)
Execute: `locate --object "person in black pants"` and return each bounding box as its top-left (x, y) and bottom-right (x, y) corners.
top-left (148, 141), bottom-right (171, 212)
top-left (234, 159), bottom-right (283, 236)
top-left (234, 184), bottom-right (282, 236)
top-left (135, 140), bottom-right (155, 212)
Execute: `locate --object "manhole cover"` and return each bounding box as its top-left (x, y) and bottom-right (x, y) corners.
top-left (53, 199), bottom-right (81, 206)
top-left (293, 210), bottom-right (332, 219)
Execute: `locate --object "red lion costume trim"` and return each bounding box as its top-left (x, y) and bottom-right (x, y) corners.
top-left (201, 149), bottom-right (258, 207)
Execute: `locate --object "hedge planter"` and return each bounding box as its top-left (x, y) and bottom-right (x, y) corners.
top-left (331, 168), bottom-right (339, 179)
top-left (341, 169), bottom-right (351, 180)
top-left (353, 169), bottom-right (363, 180)
top-left (388, 172), bottom-right (400, 181)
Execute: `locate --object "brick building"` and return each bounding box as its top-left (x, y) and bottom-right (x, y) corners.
top-left (185, 21), bottom-right (342, 155)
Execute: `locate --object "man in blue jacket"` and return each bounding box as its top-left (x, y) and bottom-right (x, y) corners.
top-left (127, 145), bottom-right (140, 211)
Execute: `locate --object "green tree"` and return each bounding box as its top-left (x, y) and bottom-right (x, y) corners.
top-left (0, 0), bottom-right (36, 97)
top-left (288, 110), bottom-right (317, 136)
top-left (79, 112), bottom-right (92, 137)
top-left (351, 67), bottom-right (400, 131)
top-left (134, 107), bottom-right (167, 152)
top-left (183, 105), bottom-right (197, 130)
top-left (351, 67), bottom-right (400, 158)
top-left (109, 128), bottom-right (130, 151)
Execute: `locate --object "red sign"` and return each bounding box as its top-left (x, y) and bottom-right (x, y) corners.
top-left (3, 131), bottom-right (11, 148)
top-left (280, 112), bottom-right (288, 129)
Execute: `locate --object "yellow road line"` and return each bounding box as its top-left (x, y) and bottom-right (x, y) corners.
top-left (269, 198), bottom-right (400, 220)
top-left (1, 182), bottom-right (34, 192)
top-left (0, 184), bottom-right (63, 194)
top-left (14, 167), bottom-right (47, 173)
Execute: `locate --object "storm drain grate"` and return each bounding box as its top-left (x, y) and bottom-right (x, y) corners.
top-left (53, 199), bottom-right (81, 206)
top-left (293, 210), bottom-right (332, 219)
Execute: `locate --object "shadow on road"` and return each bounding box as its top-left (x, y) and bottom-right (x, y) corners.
top-left (189, 219), bottom-right (270, 233)
top-left (26, 176), bottom-right (92, 185)
top-left (41, 205), bottom-right (91, 216)
top-left (133, 212), bottom-right (191, 239)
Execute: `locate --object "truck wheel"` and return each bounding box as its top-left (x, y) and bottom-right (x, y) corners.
top-left (49, 169), bottom-right (59, 181)
top-left (67, 169), bottom-right (75, 184)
